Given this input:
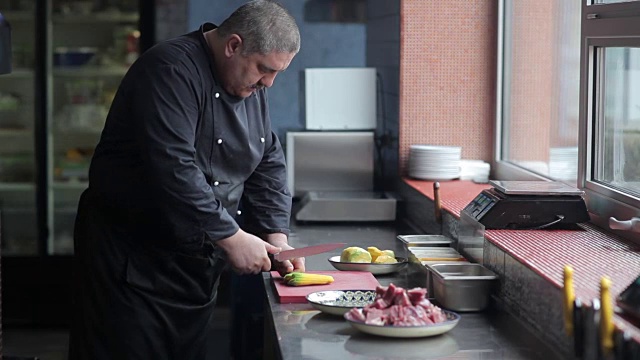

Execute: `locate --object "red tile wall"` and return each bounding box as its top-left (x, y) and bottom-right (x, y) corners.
top-left (399, 0), bottom-right (497, 175)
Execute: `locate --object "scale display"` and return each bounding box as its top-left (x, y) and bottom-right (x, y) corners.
top-left (463, 181), bottom-right (590, 230)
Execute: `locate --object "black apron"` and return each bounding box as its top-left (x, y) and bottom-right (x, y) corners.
top-left (69, 189), bottom-right (228, 360)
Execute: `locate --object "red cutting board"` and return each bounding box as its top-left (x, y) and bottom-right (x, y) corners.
top-left (270, 270), bottom-right (380, 303)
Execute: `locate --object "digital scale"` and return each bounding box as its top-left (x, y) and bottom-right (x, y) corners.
top-left (462, 180), bottom-right (590, 230)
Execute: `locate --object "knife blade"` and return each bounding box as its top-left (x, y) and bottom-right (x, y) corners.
top-left (271, 242), bottom-right (346, 261)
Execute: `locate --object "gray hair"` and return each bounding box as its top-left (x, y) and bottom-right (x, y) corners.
top-left (217, 0), bottom-right (300, 56)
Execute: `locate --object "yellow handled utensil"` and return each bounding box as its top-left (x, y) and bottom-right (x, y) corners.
top-left (563, 265), bottom-right (575, 336)
top-left (600, 276), bottom-right (614, 355)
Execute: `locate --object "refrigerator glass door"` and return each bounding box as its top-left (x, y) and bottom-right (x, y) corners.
top-left (0, 3), bottom-right (38, 255)
top-left (50, 1), bottom-right (139, 254)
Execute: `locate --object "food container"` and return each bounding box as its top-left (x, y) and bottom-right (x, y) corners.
top-left (397, 234), bottom-right (453, 247)
top-left (408, 247), bottom-right (465, 262)
top-left (428, 263), bottom-right (498, 312)
top-left (54, 47), bottom-right (97, 67)
top-left (406, 247), bottom-right (468, 298)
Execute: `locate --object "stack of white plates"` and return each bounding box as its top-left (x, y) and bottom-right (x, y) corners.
top-left (408, 145), bottom-right (461, 181)
top-left (459, 160), bottom-right (490, 183)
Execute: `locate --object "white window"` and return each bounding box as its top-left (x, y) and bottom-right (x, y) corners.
top-left (580, 1), bottom-right (640, 242)
top-left (495, 1), bottom-right (582, 184)
top-left (496, 0), bottom-right (640, 243)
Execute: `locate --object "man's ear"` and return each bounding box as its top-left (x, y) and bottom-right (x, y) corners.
top-left (224, 34), bottom-right (242, 57)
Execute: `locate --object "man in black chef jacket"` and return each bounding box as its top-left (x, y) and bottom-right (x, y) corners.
top-left (68, 1), bottom-right (303, 359)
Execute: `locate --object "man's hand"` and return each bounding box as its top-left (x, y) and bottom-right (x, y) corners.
top-left (216, 229), bottom-right (281, 275)
top-left (262, 233), bottom-right (306, 276)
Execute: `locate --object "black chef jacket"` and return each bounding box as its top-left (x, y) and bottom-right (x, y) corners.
top-left (69, 23), bottom-right (292, 360)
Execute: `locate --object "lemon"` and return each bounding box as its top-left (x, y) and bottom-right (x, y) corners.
top-left (341, 247), bottom-right (372, 263)
top-left (374, 255), bottom-right (398, 264)
top-left (367, 246), bottom-right (384, 262)
top-left (381, 249), bottom-right (395, 258)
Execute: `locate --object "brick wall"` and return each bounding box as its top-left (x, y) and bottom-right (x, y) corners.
top-left (398, 0), bottom-right (497, 175)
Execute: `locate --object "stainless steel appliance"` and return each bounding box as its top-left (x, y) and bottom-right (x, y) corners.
top-left (286, 131), bottom-right (396, 222)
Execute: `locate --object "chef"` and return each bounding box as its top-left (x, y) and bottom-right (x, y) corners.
top-left (68, 1), bottom-right (304, 359)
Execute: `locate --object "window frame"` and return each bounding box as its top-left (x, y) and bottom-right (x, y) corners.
top-left (495, 0), bottom-right (640, 243)
top-left (579, 1), bottom-right (640, 242)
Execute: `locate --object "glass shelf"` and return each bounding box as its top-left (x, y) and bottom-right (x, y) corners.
top-left (53, 66), bottom-right (129, 77)
top-left (53, 12), bottom-right (139, 24)
top-left (52, 181), bottom-right (89, 190)
top-left (0, 128), bottom-right (33, 136)
top-left (1, 11), bottom-right (33, 22)
top-left (0, 182), bottom-right (35, 191)
top-left (2, 69), bottom-right (34, 78)
top-left (3, 11), bottom-right (138, 24)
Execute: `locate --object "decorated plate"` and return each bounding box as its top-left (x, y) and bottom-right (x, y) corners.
top-left (306, 290), bottom-right (377, 316)
top-left (343, 309), bottom-right (460, 338)
top-left (328, 256), bottom-right (408, 275)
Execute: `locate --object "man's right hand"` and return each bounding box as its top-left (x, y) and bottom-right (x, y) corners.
top-left (216, 229), bottom-right (281, 275)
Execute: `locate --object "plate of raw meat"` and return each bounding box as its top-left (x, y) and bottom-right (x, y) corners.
top-left (343, 283), bottom-right (460, 338)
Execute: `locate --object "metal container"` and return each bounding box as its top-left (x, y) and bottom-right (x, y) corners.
top-left (406, 247), bottom-right (468, 298)
top-left (397, 234), bottom-right (453, 247)
top-left (408, 247), bottom-right (465, 262)
top-left (53, 47), bottom-right (97, 67)
top-left (428, 263), bottom-right (498, 312)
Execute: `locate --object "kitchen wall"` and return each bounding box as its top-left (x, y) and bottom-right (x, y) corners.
top-left (156, 0), bottom-right (188, 42)
top-left (187, 0), bottom-right (367, 146)
top-left (186, 0), bottom-right (404, 190)
top-left (181, 0), bottom-right (495, 187)
top-left (398, 0), bottom-right (497, 175)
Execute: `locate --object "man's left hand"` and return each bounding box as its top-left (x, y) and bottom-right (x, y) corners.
top-left (262, 233), bottom-right (306, 276)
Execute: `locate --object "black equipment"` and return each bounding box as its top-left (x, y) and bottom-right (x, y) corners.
top-left (0, 12), bottom-right (11, 74)
top-left (462, 181), bottom-right (590, 230)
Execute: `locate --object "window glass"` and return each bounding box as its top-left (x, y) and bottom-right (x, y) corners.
top-left (501, 1), bottom-right (581, 184)
top-left (594, 47), bottom-right (640, 198)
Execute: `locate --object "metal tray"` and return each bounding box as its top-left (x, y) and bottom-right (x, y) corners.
top-left (428, 263), bottom-right (498, 312)
top-left (396, 235), bottom-right (453, 247)
top-left (409, 248), bottom-right (465, 262)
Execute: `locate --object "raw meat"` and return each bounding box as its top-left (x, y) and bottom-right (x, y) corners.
top-left (345, 283), bottom-right (448, 327)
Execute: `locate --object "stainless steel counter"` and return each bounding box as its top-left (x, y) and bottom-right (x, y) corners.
top-left (261, 222), bottom-right (566, 360)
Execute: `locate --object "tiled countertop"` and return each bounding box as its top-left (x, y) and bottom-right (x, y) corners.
top-left (403, 178), bottom-right (640, 342)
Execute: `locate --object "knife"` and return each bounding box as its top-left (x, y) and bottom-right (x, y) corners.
top-left (270, 242), bottom-right (346, 261)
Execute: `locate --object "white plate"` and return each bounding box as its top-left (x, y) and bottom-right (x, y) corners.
top-left (328, 256), bottom-right (408, 275)
top-left (344, 310), bottom-right (460, 338)
top-left (306, 290), bottom-right (377, 316)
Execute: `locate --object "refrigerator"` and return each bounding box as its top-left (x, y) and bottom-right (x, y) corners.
top-left (0, 0), bottom-right (155, 325)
